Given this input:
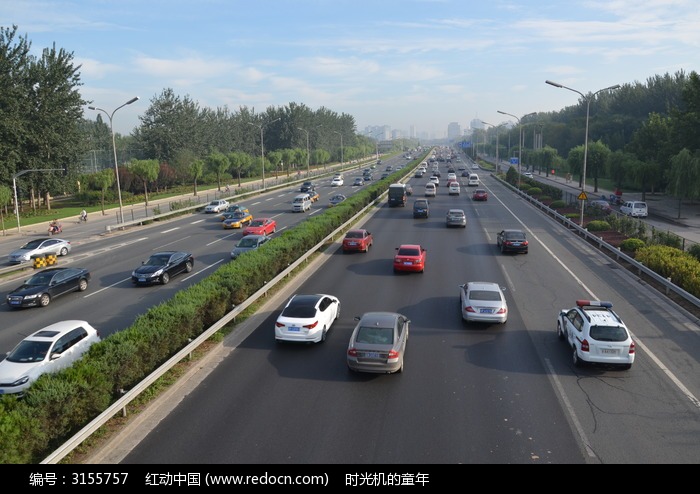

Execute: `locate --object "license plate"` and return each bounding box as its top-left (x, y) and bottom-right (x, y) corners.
top-left (404, 262), bottom-right (412, 265)
top-left (288, 327), bottom-right (300, 332)
top-left (480, 309), bottom-right (493, 313)
top-left (512, 242), bottom-right (521, 246)
top-left (139, 277), bottom-right (146, 282)
top-left (348, 242), bottom-right (357, 246)
top-left (9, 300), bottom-right (20, 306)
top-left (601, 348), bottom-right (618, 354)
top-left (365, 352), bottom-right (380, 358)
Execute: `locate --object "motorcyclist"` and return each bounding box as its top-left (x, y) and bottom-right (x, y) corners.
top-left (48, 219), bottom-right (62, 235)
top-left (80, 209), bottom-right (88, 222)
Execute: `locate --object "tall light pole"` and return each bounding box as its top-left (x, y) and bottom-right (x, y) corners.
top-left (88, 96), bottom-right (139, 224)
top-left (480, 121), bottom-right (500, 173)
top-left (546, 80), bottom-right (621, 226)
top-left (497, 110), bottom-right (536, 189)
top-left (297, 127), bottom-right (311, 176)
top-left (248, 117), bottom-right (280, 190)
top-left (333, 131), bottom-right (344, 169)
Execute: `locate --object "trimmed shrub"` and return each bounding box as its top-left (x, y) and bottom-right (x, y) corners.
top-left (619, 238), bottom-right (646, 252)
top-left (527, 187), bottom-right (542, 196)
top-left (549, 200), bottom-right (566, 209)
top-left (586, 220), bottom-right (611, 232)
top-left (688, 243), bottom-right (700, 261)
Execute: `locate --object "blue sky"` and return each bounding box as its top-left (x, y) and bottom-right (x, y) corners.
top-left (2, 0), bottom-right (698, 137)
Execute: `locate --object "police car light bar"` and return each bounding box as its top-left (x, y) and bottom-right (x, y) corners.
top-left (576, 300), bottom-right (613, 308)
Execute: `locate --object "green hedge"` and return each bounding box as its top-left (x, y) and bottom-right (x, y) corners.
top-left (635, 245), bottom-right (700, 296)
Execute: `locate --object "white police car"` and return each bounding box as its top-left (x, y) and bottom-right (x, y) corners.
top-left (556, 300), bottom-right (635, 370)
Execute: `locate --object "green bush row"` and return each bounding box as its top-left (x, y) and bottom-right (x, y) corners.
top-left (635, 245), bottom-right (700, 296)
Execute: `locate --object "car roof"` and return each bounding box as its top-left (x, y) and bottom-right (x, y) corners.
top-left (448, 209), bottom-right (465, 214)
top-left (26, 320), bottom-right (95, 340)
top-left (357, 312), bottom-right (402, 327)
top-left (501, 229), bottom-right (525, 234)
top-left (288, 294), bottom-right (326, 306)
top-left (347, 229), bottom-right (367, 233)
top-left (466, 281), bottom-right (501, 290)
top-left (398, 244), bottom-right (422, 249)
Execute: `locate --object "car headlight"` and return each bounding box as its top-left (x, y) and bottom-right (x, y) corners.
top-left (152, 269), bottom-right (164, 277)
top-left (24, 293), bottom-right (40, 299)
top-left (9, 376), bottom-right (30, 387)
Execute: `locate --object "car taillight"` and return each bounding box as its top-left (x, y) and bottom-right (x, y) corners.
top-left (303, 321), bottom-right (318, 329)
top-left (629, 341), bottom-right (635, 354)
top-left (388, 350), bottom-right (399, 360)
top-left (581, 339), bottom-right (590, 352)
top-left (496, 308), bottom-right (507, 314)
top-left (275, 322), bottom-right (285, 328)
top-left (465, 306), bottom-right (476, 313)
top-left (348, 348), bottom-right (358, 357)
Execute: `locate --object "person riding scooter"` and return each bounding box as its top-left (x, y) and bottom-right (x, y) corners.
top-left (48, 220), bottom-right (62, 235)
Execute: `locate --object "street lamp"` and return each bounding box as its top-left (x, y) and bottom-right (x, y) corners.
top-left (333, 131), bottom-right (344, 169)
top-left (546, 80), bottom-right (621, 226)
top-left (480, 121), bottom-right (500, 173)
top-left (248, 118), bottom-right (280, 190)
top-left (297, 127), bottom-right (311, 176)
top-left (88, 96), bottom-right (139, 224)
top-left (497, 110), bottom-right (536, 189)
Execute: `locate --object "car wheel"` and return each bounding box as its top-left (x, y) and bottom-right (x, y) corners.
top-left (272, 227), bottom-right (276, 234)
top-left (161, 272), bottom-right (170, 285)
top-left (335, 305), bottom-right (340, 320)
top-left (556, 321), bottom-right (565, 340)
top-left (78, 279), bottom-right (88, 291)
top-left (573, 348), bottom-right (583, 368)
top-left (321, 327), bottom-right (327, 342)
top-left (39, 293), bottom-right (51, 307)
top-left (185, 261), bottom-right (193, 273)
top-left (60, 247), bottom-right (68, 256)
top-left (619, 364), bottom-right (632, 370)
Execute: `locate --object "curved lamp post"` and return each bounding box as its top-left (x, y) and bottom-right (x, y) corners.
top-left (545, 80), bottom-right (621, 225)
top-left (497, 110), bottom-right (536, 189)
top-left (248, 118), bottom-right (280, 190)
top-left (88, 96), bottom-right (139, 224)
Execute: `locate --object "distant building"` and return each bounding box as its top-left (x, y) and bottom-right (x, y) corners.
top-left (447, 122), bottom-right (462, 140)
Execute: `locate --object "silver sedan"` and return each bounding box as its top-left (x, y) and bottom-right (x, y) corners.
top-left (347, 312), bottom-right (409, 373)
top-left (8, 238), bottom-right (71, 264)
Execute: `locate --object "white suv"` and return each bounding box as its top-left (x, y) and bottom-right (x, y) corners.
top-left (0, 320), bottom-right (101, 395)
top-left (205, 199), bottom-right (229, 213)
top-left (556, 300), bottom-right (635, 370)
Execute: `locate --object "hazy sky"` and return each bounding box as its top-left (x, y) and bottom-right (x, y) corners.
top-left (3, 0), bottom-right (698, 137)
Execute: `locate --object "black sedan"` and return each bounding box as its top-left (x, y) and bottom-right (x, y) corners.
top-left (131, 251), bottom-right (194, 285)
top-left (7, 267), bottom-right (90, 308)
top-left (496, 229), bottom-right (529, 254)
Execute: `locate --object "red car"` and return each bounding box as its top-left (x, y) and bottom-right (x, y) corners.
top-left (393, 244), bottom-right (426, 273)
top-left (342, 229), bottom-right (373, 253)
top-left (472, 189), bottom-right (488, 201)
top-left (243, 218), bottom-right (277, 236)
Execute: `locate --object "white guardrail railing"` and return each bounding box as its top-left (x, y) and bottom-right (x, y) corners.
top-left (41, 162), bottom-right (413, 464)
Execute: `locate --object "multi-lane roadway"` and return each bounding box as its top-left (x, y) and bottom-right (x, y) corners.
top-left (81, 156), bottom-right (700, 464)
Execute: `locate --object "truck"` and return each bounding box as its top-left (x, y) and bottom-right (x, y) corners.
top-left (388, 183), bottom-right (408, 207)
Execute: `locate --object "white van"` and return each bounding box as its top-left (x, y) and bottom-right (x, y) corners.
top-left (620, 201), bottom-right (648, 218)
top-left (467, 174), bottom-right (479, 186)
top-left (424, 183), bottom-right (437, 197)
top-left (292, 193), bottom-right (312, 212)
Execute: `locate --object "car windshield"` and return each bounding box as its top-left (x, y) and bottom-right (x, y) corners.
top-left (24, 272), bottom-right (56, 286)
top-left (249, 220), bottom-right (264, 226)
top-left (506, 232), bottom-right (526, 240)
top-left (448, 211), bottom-right (464, 217)
top-left (590, 325), bottom-right (629, 342)
top-left (469, 290), bottom-right (502, 301)
top-left (20, 240), bottom-right (44, 250)
top-left (232, 212), bottom-right (247, 218)
top-left (398, 247), bottom-right (420, 256)
top-left (145, 255), bottom-right (169, 267)
top-left (346, 231), bottom-right (364, 239)
top-left (6, 340), bottom-right (51, 363)
top-left (237, 238), bottom-right (259, 248)
top-left (356, 326), bottom-right (394, 345)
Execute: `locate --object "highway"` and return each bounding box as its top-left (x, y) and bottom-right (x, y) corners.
top-left (95, 155), bottom-right (700, 464)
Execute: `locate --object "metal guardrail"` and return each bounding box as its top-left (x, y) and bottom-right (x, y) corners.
top-left (501, 177), bottom-right (700, 312)
top-left (41, 173), bottom-right (398, 464)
